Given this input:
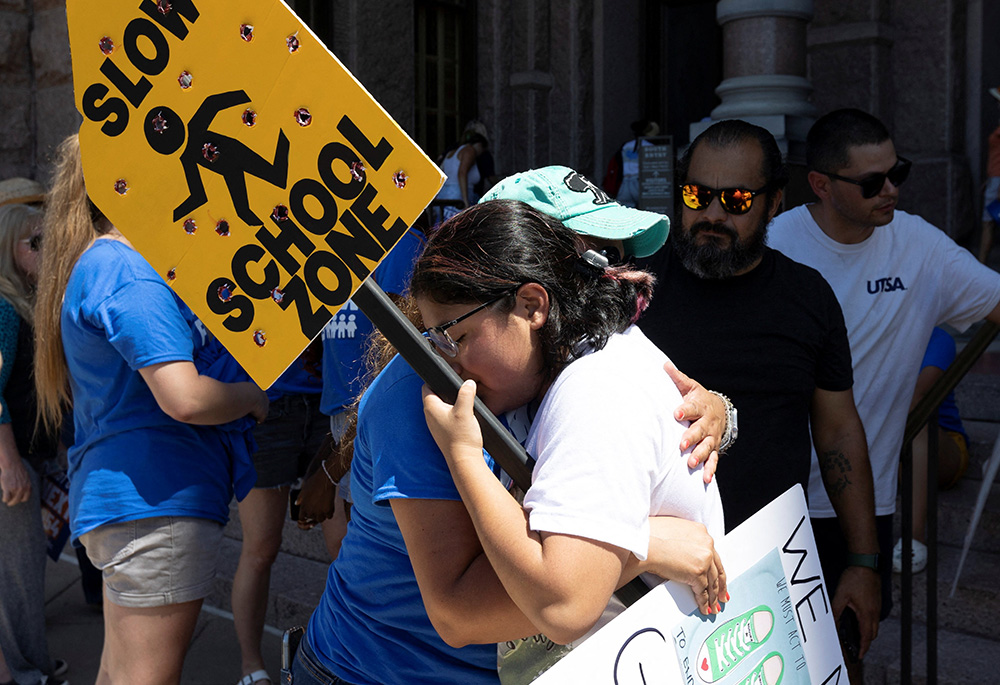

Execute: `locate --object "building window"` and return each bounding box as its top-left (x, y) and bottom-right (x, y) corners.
top-left (415, 0), bottom-right (477, 156)
top-left (288, 0), bottom-right (334, 47)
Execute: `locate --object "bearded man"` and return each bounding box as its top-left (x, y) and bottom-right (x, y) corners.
top-left (637, 119), bottom-right (882, 668)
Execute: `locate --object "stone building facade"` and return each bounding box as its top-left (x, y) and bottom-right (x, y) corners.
top-left (2, 0), bottom-right (997, 240)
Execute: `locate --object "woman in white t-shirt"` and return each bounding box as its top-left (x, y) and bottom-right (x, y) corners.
top-left (417, 199), bottom-right (727, 646)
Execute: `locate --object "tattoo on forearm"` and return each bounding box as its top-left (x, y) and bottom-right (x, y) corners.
top-left (819, 449), bottom-right (853, 498)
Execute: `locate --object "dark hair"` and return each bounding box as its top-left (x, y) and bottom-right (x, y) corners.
top-left (677, 119), bottom-right (789, 199)
top-left (806, 108), bottom-right (891, 173)
top-left (461, 131), bottom-right (488, 148)
top-left (411, 200), bottom-right (655, 379)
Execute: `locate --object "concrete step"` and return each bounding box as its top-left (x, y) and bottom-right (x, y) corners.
top-left (896, 478), bottom-right (1000, 555)
top-left (956, 373), bottom-right (1000, 422)
top-left (222, 498), bottom-right (333, 563)
top-left (933, 479), bottom-right (1000, 555)
top-left (210, 496), bottom-right (333, 632)
top-left (863, 619), bottom-right (1000, 685)
top-left (964, 419), bottom-right (1000, 478)
top-left (898, 420), bottom-right (1000, 554)
top-left (872, 420), bottom-right (1000, 685)
top-left (885, 545), bottom-right (1000, 642)
top-left (206, 535), bottom-right (330, 633)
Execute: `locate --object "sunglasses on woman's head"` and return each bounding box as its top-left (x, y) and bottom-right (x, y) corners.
top-left (426, 284), bottom-right (522, 357)
top-left (818, 156), bottom-right (911, 199)
top-left (20, 233), bottom-right (42, 252)
top-left (678, 183), bottom-right (768, 216)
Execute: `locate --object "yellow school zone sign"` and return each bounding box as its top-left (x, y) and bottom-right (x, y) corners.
top-left (67, 0), bottom-right (444, 388)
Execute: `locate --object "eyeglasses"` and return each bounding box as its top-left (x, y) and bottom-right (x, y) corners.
top-left (426, 285), bottom-right (521, 358)
top-left (819, 157), bottom-right (911, 199)
top-left (679, 183), bottom-right (769, 216)
top-left (20, 233), bottom-right (42, 252)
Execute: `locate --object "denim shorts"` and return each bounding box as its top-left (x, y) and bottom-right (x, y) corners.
top-left (285, 637), bottom-right (357, 685)
top-left (80, 516), bottom-right (222, 608)
top-left (253, 393), bottom-right (328, 489)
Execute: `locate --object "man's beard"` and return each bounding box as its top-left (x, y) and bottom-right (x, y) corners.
top-left (672, 214), bottom-right (768, 279)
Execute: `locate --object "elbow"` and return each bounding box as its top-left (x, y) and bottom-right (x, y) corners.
top-left (424, 602), bottom-right (477, 648)
top-left (534, 601), bottom-right (604, 646)
top-left (436, 625), bottom-right (473, 649)
top-left (157, 397), bottom-right (201, 424)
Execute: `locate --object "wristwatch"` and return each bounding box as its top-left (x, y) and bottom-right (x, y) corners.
top-left (709, 391), bottom-right (738, 454)
top-left (847, 552), bottom-right (880, 572)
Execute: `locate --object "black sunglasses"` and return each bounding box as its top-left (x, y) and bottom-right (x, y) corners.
top-left (818, 157), bottom-right (911, 199)
top-left (20, 233), bottom-right (42, 252)
top-left (426, 284), bottom-right (522, 358)
top-left (678, 183), bottom-right (769, 216)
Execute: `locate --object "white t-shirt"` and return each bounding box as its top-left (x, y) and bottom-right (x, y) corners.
top-left (522, 326), bottom-right (725, 558)
top-left (769, 205), bottom-right (1000, 517)
top-left (438, 144), bottom-right (481, 200)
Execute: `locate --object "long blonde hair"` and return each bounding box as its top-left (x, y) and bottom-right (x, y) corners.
top-left (34, 134), bottom-right (109, 432)
top-left (0, 203), bottom-right (43, 321)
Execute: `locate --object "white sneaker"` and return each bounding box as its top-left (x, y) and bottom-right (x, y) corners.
top-left (892, 538), bottom-right (928, 574)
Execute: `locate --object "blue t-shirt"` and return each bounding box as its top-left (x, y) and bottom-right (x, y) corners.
top-left (268, 357), bottom-right (323, 400)
top-left (320, 229), bottom-right (423, 417)
top-left (63, 239), bottom-right (235, 541)
top-left (920, 326), bottom-right (967, 440)
top-left (306, 354), bottom-right (499, 684)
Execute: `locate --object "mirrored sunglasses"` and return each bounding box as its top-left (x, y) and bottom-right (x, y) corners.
top-left (820, 157), bottom-right (911, 199)
top-left (678, 183), bottom-right (768, 216)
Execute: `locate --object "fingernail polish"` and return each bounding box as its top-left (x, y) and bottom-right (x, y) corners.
top-left (715, 602), bottom-right (722, 613)
top-left (725, 592), bottom-right (731, 602)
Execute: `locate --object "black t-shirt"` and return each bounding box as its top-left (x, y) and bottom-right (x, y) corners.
top-left (637, 243), bottom-right (853, 530)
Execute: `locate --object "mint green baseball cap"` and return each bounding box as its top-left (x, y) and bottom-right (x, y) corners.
top-left (479, 165), bottom-right (669, 258)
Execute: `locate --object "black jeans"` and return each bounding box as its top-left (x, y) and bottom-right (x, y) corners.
top-left (284, 638), bottom-right (357, 685)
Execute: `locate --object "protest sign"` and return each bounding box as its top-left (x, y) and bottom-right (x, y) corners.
top-left (67, 0), bottom-right (444, 388)
top-left (40, 465), bottom-right (71, 562)
top-left (533, 486), bottom-right (846, 685)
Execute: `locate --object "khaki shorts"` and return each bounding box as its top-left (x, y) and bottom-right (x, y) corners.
top-left (80, 516), bottom-right (223, 608)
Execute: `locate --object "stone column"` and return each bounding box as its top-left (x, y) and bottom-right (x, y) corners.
top-left (690, 0), bottom-right (815, 164)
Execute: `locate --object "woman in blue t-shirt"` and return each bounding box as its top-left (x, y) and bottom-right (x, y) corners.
top-left (34, 134), bottom-right (269, 684)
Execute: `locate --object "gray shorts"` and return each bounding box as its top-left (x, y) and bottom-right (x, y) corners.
top-left (80, 516), bottom-right (223, 608)
top-left (252, 393), bottom-right (328, 489)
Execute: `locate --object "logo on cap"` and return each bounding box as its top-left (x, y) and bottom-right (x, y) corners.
top-left (563, 171), bottom-right (612, 206)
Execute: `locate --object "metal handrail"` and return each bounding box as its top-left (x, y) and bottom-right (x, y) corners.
top-left (905, 322), bottom-right (999, 442)
top-left (898, 320), bottom-right (999, 683)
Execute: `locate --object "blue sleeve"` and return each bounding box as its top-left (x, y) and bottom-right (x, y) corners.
top-left (92, 278), bottom-right (194, 370)
top-left (0, 299), bottom-right (19, 424)
top-left (360, 359), bottom-right (463, 504)
top-left (372, 229), bottom-right (424, 296)
top-left (920, 327), bottom-right (956, 373)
